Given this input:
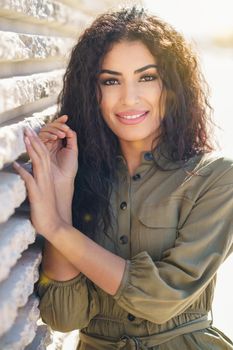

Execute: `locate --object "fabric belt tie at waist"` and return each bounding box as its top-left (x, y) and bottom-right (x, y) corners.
top-left (80, 316), bottom-right (211, 349)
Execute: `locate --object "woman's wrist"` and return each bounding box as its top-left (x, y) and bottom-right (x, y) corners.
top-left (54, 190), bottom-right (73, 224)
top-left (54, 179), bottom-right (75, 191)
top-left (54, 182), bottom-right (74, 202)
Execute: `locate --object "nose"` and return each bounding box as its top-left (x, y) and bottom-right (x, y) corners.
top-left (120, 82), bottom-right (139, 106)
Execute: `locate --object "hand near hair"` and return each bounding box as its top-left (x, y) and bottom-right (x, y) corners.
top-left (13, 128), bottom-right (63, 238)
top-left (38, 115), bottom-right (78, 185)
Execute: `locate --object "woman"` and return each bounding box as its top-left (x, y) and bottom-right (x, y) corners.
top-left (14, 6), bottom-right (233, 350)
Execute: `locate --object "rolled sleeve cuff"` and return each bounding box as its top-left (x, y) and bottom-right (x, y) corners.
top-left (113, 259), bottom-right (131, 300)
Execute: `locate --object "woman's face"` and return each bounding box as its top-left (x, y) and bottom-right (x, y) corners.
top-left (98, 40), bottom-right (165, 149)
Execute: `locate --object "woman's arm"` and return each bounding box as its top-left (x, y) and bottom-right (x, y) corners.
top-left (42, 182), bottom-right (81, 281)
top-left (14, 127), bottom-right (126, 294)
top-left (47, 221), bottom-right (126, 295)
top-left (38, 115), bottom-right (82, 281)
top-left (37, 116), bottom-right (125, 286)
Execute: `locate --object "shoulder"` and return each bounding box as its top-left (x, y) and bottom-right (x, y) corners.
top-left (187, 151), bottom-right (233, 187)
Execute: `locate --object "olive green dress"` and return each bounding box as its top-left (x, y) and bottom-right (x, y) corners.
top-left (37, 147), bottom-right (233, 349)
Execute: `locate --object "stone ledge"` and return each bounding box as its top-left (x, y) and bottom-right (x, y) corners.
top-left (0, 0), bottom-right (91, 33)
top-left (0, 245), bottom-right (42, 337)
top-left (0, 216), bottom-right (36, 282)
top-left (59, 0), bottom-right (121, 15)
top-left (0, 295), bottom-right (40, 350)
top-left (0, 69), bottom-right (64, 115)
top-left (0, 105), bottom-right (57, 169)
top-left (0, 31), bottom-right (75, 62)
top-left (0, 172), bottom-right (26, 223)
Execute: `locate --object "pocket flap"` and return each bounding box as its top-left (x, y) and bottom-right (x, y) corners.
top-left (138, 198), bottom-right (183, 228)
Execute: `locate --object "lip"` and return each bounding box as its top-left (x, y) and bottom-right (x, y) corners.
top-left (116, 110), bottom-right (148, 118)
top-left (116, 111), bottom-right (149, 125)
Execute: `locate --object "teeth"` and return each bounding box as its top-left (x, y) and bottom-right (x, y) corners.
top-left (121, 113), bottom-right (145, 119)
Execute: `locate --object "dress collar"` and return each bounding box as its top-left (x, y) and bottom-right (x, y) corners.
top-left (116, 142), bottom-right (205, 174)
top-left (116, 142), bottom-right (189, 171)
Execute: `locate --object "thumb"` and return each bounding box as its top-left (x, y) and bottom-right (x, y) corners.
top-left (55, 115), bottom-right (68, 123)
top-left (65, 129), bottom-right (78, 152)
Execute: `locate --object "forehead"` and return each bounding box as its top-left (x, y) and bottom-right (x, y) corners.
top-left (101, 40), bottom-right (157, 69)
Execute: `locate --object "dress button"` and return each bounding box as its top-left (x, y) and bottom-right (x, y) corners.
top-left (119, 235), bottom-right (128, 244)
top-left (144, 152), bottom-right (154, 161)
top-left (120, 201), bottom-right (127, 210)
top-left (132, 173), bottom-right (141, 181)
top-left (127, 313), bottom-right (135, 321)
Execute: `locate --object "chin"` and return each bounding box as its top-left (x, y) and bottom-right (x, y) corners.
top-left (118, 133), bottom-right (152, 142)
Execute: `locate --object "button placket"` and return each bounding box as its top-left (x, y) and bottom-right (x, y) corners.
top-left (120, 201), bottom-right (127, 210)
top-left (117, 174), bottom-right (131, 257)
top-left (127, 313), bottom-right (136, 321)
top-left (119, 235), bottom-right (128, 244)
top-left (132, 173), bottom-right (141, 181)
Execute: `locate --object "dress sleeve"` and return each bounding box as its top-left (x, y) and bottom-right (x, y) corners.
top-left (37, 272), bottom-right (100, 332)
top-left (113, 180), bottom-right (233, 324)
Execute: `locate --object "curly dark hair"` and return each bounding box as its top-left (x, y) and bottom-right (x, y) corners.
top-left (57, 6), bottom-right (214, 239)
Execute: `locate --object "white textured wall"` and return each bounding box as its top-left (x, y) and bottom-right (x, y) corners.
top-left (0, 0), bottom-right (118, 349)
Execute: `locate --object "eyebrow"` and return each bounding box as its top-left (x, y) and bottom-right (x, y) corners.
top-left (99, 64), bottom-right (158, 76)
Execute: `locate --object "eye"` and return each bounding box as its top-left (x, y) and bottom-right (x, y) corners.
top-left (100, 78), bottom-right (119, 86)
top-left (140, 75), bottom-right (158, 82)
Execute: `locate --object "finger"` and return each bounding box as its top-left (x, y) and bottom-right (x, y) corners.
top-left (39, 132), bottom-right (58, 142)
top-left (25, 131), bottom-right (54, 184)
top-left (40, 121), bottom-right (69, 133)
top-left (24, 134), bottom-right (44, 176)
top-left (39, 122), bottom-right (70, 141)
top-left (55, 114), bottom-right (68, 123)
top-left (65, 129), bottom-right (78, 152)
top-left (13, 161), bottom-right (37, 200)
top-left (24, 134), bottom-right (41, 161)
top-left (25, 129), bottom-right (49, 165)
top-left (39, 125), bottom-right (67, 138)
top-left (39, 129), bottom-right (63, 142)
top-left (49, 123), bottom-right (70, 134)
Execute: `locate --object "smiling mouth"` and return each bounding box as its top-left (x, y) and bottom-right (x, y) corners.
top-left (117, 111), bottom-right (148, 120)
top-left (115, 111), bottom-right (149, 125)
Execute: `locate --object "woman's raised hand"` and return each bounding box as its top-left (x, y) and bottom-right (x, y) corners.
top-left (38, 115), bottom-right (78, 184)
top-left (13, 128), bottom-right (63, 238)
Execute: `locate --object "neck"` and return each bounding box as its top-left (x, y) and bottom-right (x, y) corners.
top-left (119, 139), bottom-right (153, 176)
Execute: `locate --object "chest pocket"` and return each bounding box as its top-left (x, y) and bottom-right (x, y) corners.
top-left (137, 197), bottom-right (183, 260)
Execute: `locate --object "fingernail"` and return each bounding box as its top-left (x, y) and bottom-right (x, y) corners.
top-left (25, 127), bottom-right (32, 136)
top-left (25, 136), bottom-right (31, 145)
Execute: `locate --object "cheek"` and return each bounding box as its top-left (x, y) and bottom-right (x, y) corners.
top-left (160, 92), bottom-right (167, 118)
top-left (99, 89), bottom-right (118, 115)
top-left (140, 83), bottom-right (162, 102)
top-left (99, 100), bottom-right (113, 127)
top-left (99, 99), bottom-right (110, 119)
